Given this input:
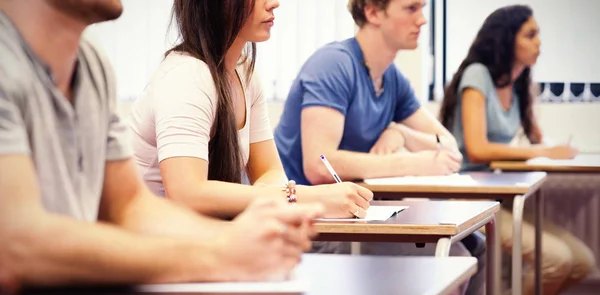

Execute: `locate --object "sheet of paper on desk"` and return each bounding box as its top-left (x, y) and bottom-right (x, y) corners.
top-left (136, 274), bottom-right (307, 293)
top-left (364, 174), bottom-right (478, 186)
top-left (527, 154), bottom-right (600, 167)
top-left (314, 205), bottom-right (408, 221)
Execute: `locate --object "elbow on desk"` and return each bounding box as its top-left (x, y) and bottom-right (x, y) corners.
top-left (164, 185), bottom-right (219, 217)
top-left (303, 161), bottom-right (336, 185)
top-left (465, 147), bottom-right (493, 165)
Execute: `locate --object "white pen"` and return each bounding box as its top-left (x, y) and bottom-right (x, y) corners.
top-left (320, 154), bottom-right (342, 183)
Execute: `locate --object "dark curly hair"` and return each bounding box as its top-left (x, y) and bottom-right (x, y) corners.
top-left (439, 5), bottom-right (538, 142)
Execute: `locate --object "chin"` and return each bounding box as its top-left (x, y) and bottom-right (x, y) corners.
top-left (251, 33), bottom-right (272, 43)
top-left (399, 42), bottom-right (419, 50)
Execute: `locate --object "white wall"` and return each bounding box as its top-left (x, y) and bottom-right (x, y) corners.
top-left (446, 0), bottom-right (600, 83)
top-left (115, 0), bottom-right (600, 153)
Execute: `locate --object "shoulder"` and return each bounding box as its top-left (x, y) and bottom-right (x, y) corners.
top-left (390, 65), bottom-right (411, 87)
top-left (143, 52), bottom-right (219, 111)
top-left (158, 52), bottom-right (217, 94)
top-left (458, 63), bottom-right (494, 92)
top-left (300, 41), bottom-right (357, 78)
top-left (0, 19), bottom-right (38, 105)
top-left (79, 38), bottom-right (116, 104)
top-left (464, 63), bottom-right (490, 74)
top-left (462, 63), bottom-right (492, 81)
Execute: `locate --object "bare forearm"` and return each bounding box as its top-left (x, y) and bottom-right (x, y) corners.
top-left (468, 142), bottom-right (544, 163)
top-left (307, 150), bottom-right (407, 183)
top-left (253, 169), bottom-right (288, 186)
top-left (4, 214), bottom-right (214, 288)
top-left (167, 181), bottom-right (285, 219)
top-left (395, 124), bottom-right (458, 152)
top-left (112, 192), bottom-right (230, 240)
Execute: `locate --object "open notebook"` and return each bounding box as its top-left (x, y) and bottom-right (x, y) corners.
top-left (527, 154), bottom-right (600, 167)
top-left (313, 205), bottom-right (408, 222)
top-left (364, 174), bottom-right (479, 186)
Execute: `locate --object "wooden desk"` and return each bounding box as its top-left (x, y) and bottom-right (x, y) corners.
top-left (359, 171), bottom-right (546, 199)
top-left (315, 200), bottom-right (499, 295)
top-left (22, 254), bottom-right (477, 295)
top-left (490, 154), bottom-right (600, 173)
top-left (357, 172), bottom-right (547, 295)
top-left (315, 200), bottom-right (499, 244)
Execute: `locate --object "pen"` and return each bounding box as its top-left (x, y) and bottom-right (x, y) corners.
top-left (436, 134), bottom-right (442, 150)
top-left (320, 154), bottom-right (342, 183)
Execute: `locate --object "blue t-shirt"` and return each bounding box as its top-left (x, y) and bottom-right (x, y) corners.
top-left (274, 38), bottom-right (421, 185)
top-left (452, 63), bottom-right (521, 171)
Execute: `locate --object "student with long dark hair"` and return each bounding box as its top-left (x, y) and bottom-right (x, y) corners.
top-left (129, 0), bottom-right (373, 219)
top-left (440, 5), bottom-right (594, 294)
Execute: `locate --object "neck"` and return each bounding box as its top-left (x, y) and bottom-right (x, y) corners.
top-left (511, 63), bottom-right (526, 83)
top-left (1, 2), bottom-right (85, 98)
top-left (355, 26), bottom-right (397, 81)
top-left (225, 38), bottom-right (246, 73)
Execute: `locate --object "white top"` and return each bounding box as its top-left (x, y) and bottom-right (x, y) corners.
top-left (128, 52), bottom-right (273, 196)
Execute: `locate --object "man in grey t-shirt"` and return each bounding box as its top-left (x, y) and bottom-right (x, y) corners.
top-left (0, 1), bottom-right (319, 291)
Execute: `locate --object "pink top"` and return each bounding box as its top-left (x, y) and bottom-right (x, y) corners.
top-left (128, 52), bottom-right (273, 196)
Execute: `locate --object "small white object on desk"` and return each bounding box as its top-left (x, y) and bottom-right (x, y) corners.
top-left (314, 205), bottom-right (408, 221)
top-left (364, 174), bottom-right (478, 186)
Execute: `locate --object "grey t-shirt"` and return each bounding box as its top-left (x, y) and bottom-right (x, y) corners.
top-left (0, 12), bottom-right (131, 221)
top-left (451, 63), bottom-right (521, 171)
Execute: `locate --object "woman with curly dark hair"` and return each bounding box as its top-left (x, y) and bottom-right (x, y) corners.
top-left (440, 5), bottom-right (594, 294)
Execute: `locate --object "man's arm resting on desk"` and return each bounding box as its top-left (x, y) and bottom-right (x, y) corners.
top-left (0, 155), bottom-right (317, 289)
top-left (301, 107), bottom-right (459, 184)
top-left (98, 158), bottom-right (229, 240)
top-left (393, 108), bottom-right (459, 152)
top-left (0, 155), bottom-right (221, 288)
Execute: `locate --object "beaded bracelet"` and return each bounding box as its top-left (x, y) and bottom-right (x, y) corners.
top-left (282, 180), bottom-right (297, 203)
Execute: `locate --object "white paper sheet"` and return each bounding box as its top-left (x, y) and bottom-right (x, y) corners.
top-left (314, 205), bottom-right (408, 222)
top-left (526, 154), bottom-right (600, 167)
top-left (364, 174), bottom-right (479, 186)
top-left (136, 274), bottom-right (307, 293)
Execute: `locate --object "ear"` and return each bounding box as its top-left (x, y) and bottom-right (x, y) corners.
top-left (363, 4), bottom-right (386, 26)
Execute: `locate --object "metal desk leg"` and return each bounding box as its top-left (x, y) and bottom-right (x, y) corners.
top-left (534, 191), bottom-right (543, 295)
top-left (512, 195), bottom-right (525, 295)
top-left (486, 215), bottom-right (501, 295)
top-left (435, 237), bottom-right (451, 257)
top-left (350, 242), bottom-right (361, 255)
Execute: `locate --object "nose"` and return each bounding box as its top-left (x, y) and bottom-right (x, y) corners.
top-left (416, 9), bottom-right (427, 27)
top-left (267, 0), bottom-right (280, 10)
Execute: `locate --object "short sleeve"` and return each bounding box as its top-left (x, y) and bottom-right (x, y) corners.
top-left (80, 39), bottom-right (132, 161)
top-left (104, 58), bottom-right (132, 161)
top-left (106, 95), bottom-right (133, 161)
top-left (299, 48), bottom-right (355, 116)
top-left (153, 61), bottom-right (216, 163)
top-left (393, 68), bottom-right (421, 122)
top-left (247, 73), bottom-right (273, 143)
top-left (458, 63), bottom-right (491, 97)
top-left (0, 88), bottom-right (30, 155)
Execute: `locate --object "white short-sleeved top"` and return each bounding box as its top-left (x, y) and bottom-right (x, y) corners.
top-left (128, 52), bottom-right (273, 196)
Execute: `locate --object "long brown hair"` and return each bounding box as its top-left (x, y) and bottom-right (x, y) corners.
top-left (439, 5), bottom-right (537, 142)
top-left (167, 0), bottom-right (257, 183)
